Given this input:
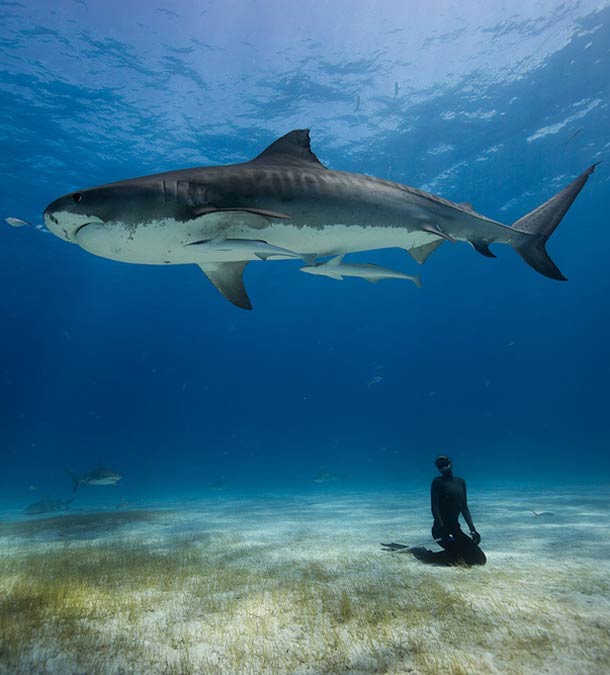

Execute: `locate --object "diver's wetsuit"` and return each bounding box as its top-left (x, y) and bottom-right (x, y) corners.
top-left (410, 471), bottom-right (486, 566)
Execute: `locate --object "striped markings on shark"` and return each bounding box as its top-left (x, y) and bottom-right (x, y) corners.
top-left (36, 129), bottom-right (598, 310)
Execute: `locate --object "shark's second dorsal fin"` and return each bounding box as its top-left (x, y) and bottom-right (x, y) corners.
top-left (251, 129), bottom-right (326, 168)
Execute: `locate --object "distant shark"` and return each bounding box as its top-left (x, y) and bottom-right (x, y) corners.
top-left (24, 496), bottom-right (74, 515)
top-left (65, 463), bottom-right (122, 493)
top-left (42, 130), bottom-right (597, 310)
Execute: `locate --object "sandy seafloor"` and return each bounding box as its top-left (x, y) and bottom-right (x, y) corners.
top-left (1, 483), bottom-right (609, 675)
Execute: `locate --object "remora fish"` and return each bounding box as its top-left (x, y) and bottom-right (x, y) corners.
top-left (43, 129), bottom-right (597, 310)
top-left (300, 254), bottom-right (421, 286)
top-left (65, 463), bottom-right (122, 493)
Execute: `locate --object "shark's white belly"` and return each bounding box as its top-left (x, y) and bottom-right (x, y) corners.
top-left (75, 218), bottom-right (437, 264)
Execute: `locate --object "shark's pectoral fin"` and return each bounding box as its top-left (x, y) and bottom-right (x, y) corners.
top-left (198, 262), bottom-right (252, 310)
top-left (407, 240), bottom-right (444, 264)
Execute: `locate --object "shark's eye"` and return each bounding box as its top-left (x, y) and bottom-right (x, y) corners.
top-left (72, 192), bottom-right (82, 203)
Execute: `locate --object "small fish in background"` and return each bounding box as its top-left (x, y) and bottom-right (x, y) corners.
top-left (368, 375), bottom-right (383, 386)
top-left (28, 484), bottom-right (38, 491)
top-left (5, 216), bottom-right (49, 232)
top-left (65, 463), bottom-right (122, 493)
top-left (5, 217), bottom-right (30, 227)
top-left (312, 470), bottom-right (347, 484)
top-left (207, 478), bottom-right (230, 491)
top-left (532, 510), bottom-right (555, 518)
top-left (354, 94), bottom-right (361, 112)
top-left (24, 496), bottom-right (74, 516)
top-left (394, 81), bottom-right (399, 99)
top-left (300, 255), bottom-right (421, 286)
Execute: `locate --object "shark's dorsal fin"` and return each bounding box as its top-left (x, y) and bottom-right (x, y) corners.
top-left (198, 261), bottom-right (252, 310)
top-left (327, 254), bottom-right (345, 266)
top-left (251, 129), bottom-right (327, 168)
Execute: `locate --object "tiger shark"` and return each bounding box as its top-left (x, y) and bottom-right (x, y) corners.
top-left (42, 129), bottom-right (597, 310)
top-left (65, 463), bottom-right (122, 493)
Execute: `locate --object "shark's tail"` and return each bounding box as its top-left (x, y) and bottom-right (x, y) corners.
top-left (511, 164), bottom-right (599, 280)
top-left (64, 467), bottom-right (80, 494)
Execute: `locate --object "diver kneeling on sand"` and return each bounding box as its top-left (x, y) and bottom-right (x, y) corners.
top-left (382, 455), bottom-right (486, 566)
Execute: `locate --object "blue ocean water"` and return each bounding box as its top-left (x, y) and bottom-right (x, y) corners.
top-left (1, 0), bottom-right (609, 507)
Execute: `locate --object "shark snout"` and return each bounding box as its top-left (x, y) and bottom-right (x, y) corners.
top-left (43, 196), bottom-right (105, 244)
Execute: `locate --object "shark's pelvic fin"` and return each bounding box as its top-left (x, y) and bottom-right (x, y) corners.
top-left (511, 163), bottom-right (599, 281)
top-left (407, 240), bottom-right (444, 264)
top-left (198, 262), bottom-right (252, 310)
top-left (250, 129), bottom-right (327, 169)
top-left (471, 241), bottom-right (496, 258)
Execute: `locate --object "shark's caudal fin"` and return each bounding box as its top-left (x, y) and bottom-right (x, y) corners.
top-left (512, 164), bottom-right (599, 280)
top-left (64, 467), bottom-right (80, 493)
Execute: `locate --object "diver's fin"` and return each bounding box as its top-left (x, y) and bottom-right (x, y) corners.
top-left (512, 163), bottom-right (599, 280)
top-left (407, 240), bottom-right (444, 264)
top-left (380, 542), bottom-right (410, 550)
top-left (198, 262), bottom-right (252, 310)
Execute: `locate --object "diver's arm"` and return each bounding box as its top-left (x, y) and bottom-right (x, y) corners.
top-left (431, 479), bottom-right (444, 527)
top-left (460, 479), bottom-right (476, 532)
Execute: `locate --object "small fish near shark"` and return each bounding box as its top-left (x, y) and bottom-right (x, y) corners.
top-left (40, 129), bottom-right (598, 310)
top-left (65, 463), bottom-right (122, 493)
top-left (301, 254), bottom-right (421, 286)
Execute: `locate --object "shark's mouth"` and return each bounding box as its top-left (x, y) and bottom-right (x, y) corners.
top-left (74, 222), bottom-right (95, 238)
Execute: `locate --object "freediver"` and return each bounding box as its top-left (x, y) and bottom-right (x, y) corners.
top-left (382, 455), bottom-right (486, 566)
